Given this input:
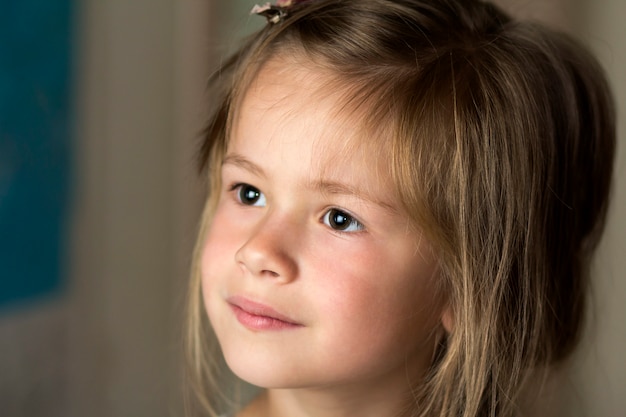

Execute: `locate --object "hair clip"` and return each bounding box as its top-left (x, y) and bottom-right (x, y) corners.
top-left (251, 1), bottom-right (309, 24)
top-left (251, 3), bottom-right (287, 24)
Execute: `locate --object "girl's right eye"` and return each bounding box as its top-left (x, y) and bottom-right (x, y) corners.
top-left (233, 183), bottom-right (266, 207)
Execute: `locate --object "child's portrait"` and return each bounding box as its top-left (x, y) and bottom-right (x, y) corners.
top-left (0, 1), bottom-right (623, 417)
top-left (184, 1), bottom-right (620, 416)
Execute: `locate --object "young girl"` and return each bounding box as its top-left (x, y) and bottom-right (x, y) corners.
top-left (185, 1), bottom-right (616, 416)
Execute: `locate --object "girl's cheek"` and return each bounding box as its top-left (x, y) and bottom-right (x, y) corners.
top-left (307, 238), bottom-right (380, 307)
top-left (201, 199), bottom-right (258, 279)
top-left (201, 209), bottom-right (234, 282)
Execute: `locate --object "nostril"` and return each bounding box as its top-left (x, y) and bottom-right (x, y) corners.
top-left (263, 270), bottom-right (280, 278)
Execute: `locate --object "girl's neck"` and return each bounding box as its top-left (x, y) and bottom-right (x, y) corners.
top-left (238, 382), bottom-right (414, 417)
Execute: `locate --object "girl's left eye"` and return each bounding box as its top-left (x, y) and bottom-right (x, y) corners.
top-left (322, 209), bottom-right (364, 232)
top-left (234, 184), bottom-right (266, 207)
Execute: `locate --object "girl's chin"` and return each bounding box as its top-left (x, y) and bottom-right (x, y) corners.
top-left (223, 353), bottom-right (316, 390)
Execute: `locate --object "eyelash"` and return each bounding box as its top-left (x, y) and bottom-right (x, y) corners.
top-left (228, 182), bottom-right (366, 233)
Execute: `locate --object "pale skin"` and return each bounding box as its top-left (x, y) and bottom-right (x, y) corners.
top-left (201, 56), bottom-right (451, 417)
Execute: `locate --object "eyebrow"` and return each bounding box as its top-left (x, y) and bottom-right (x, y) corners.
top-left (311, 180), bottom-right (398, 213)
top-left (222, 152), bottom-right (398, 213)
top-left (223, 153), bottom-right (267, 179)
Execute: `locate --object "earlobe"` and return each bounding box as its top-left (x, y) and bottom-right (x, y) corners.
top-left (441, 306), bottom-right (454, 333)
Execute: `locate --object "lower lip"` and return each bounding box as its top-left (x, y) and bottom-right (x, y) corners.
top-left (229, 304), bottom-right (301, 331)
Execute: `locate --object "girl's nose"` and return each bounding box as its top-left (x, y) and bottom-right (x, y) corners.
top-left (234, 214), bottom-right (299, 283)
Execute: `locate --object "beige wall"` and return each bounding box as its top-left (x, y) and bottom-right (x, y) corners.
top-left (0, 1), bottom-right (212, 415)
top-left (68, 0), bottom-right (210, 415)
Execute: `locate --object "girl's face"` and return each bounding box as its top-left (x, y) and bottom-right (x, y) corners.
top-left (201, 58), bottom-right (447, 393)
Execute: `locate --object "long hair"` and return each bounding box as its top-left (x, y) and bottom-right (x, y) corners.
top-left (185, 1), bottom-right (616, 416)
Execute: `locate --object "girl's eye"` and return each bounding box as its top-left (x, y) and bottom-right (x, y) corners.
top-left (235, 184), bottom-right (266, 207)
top-left (322, 209), bottom-right (364, 232)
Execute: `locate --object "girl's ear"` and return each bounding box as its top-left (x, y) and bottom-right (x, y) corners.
top-left (441, 306), bottom-right (454, 333)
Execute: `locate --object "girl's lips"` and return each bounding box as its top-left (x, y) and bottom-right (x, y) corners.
top-left (227, 296), bottom-right (302, 331)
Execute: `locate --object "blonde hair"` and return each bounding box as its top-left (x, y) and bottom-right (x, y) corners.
top-left (185, 1), bottom-right (616, 416)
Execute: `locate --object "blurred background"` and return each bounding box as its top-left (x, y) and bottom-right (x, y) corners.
top-left (0, 0), bottom-right (623, 416)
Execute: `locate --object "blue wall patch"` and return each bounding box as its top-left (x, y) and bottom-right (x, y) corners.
top-left (0, 0), bottom-right (74, 309)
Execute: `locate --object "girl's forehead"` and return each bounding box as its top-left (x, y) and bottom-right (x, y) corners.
top-left (239, 56), bottom-right (337, 116)
top-left (232, 55), bottom-right (391, 161)
top-left (229, 56), bottom-right (396, 195)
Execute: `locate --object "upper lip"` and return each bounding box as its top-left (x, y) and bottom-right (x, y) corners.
top-left (227, 295), bottom-right (301, 325)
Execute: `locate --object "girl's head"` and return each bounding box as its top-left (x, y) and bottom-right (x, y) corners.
top-left (187, 1), bottom-right (616, 416)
